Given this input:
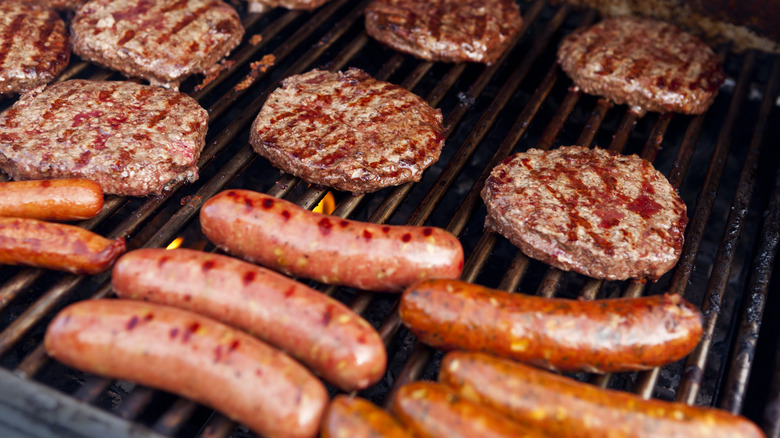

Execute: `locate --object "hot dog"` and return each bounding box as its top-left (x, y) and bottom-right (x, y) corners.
top-left (0, 217), bottom-right (125, 274)
top-left (0, 179), bottom-right (104, 221)
top-left (321, 395), bottom-right (410, 438)
top-left (44, 299), bottom-right (328, 438)
top-left (438, 351), bottom-right (765, 438)
top-left (392, 381), bottom-right (542, 438)
top-left (111, 248), bottom-right (386, 391)
top-left (199, 189), bottom-right (463, 292)
top-left (400, 279), bottom-right (703, 373)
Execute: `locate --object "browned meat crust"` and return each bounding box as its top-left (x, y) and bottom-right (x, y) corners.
top-left (481, 146), bottom-right (688, 281)
top-left (557, 16), bottom-right (725, 114)
top-left (0, 80), bottom-right (208, 196)
top-left (29, 0), bottom-right (88, 11)
top-left (71, 0), bottom-right (244, 88)
top-left (364, 0), bottom-right (523, 64)
top-left (0, 1), bottom-right (69, 96)
top-left (250, 68), bottom-right (445, 194)
top-left (246, 0), bottom-right (330, 13)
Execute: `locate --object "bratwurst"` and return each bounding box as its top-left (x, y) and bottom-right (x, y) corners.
top-left (400, 279), bottom-right (703, 373)
top-left (200, 189), bottom-right (463, 292)
top-left (112, 248), bottom-right (386, 391)
top-left (45, 299), bottom-right (328, 438)
top-left (439, 351), bottom-right (765, 438)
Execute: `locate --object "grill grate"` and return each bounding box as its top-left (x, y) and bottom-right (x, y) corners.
top-left (1, 1), bottom-right (780, 436)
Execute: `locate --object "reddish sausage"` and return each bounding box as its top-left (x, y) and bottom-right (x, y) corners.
top-left (111, 248), bottom-right (386, 391)
top-left (400, 279), bottom-right (703, 373)
top-left (0, 179), bottom-right (103, 221)
top-left (392, 381), bottom-right (542, 438)
top-left (438, 351), bottom-right (765, 438)
top-left (44, 299), bottom-right (328, 438)
top-left (321, 395), bottom-right (410, 438)
top-left (0, 217), bottom-right (125, 274)
top-left (199, 189), bottom-right (463, 292)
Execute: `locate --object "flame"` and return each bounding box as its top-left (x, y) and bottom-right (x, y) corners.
top-left (313, 192), bottom-right (336, 215)
top-left (166, 236), bottom-right (184, 250)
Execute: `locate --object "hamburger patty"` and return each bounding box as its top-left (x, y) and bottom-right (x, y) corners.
top-left (246, 0), bottom-right (330, 13)
top-left (250, 68), bottom-right (445, 194)
top-left (0, 80), bottom-right (208, 197)
top-left (481, 146), bottom-right (688, 281)
top-left (557, 16), bottom-right (725, 115)
top-left (364, 0), bottom-right (523, 64)
top-left (71, 0), bottom-right (244, 88)
top-left (0, 1), bottom-right (70, 96)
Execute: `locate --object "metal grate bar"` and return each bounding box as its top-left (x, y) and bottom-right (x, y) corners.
top-left (717, 56), bottom-right (780, 414)
top-left (675, 51), bottom-right (757, 405)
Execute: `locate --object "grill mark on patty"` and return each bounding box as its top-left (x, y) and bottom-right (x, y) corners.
top-left (148, 92), bottom-right (184, 128)
top-left (43, 87), bottom-right (82, 120)
top-left (33, 14), bottom-right (60, 63)
top-left (117, 29), bottom-right (136, 46)
top-left (160, 0), bottom-right (191, 13)
top-left (157, 1), bottom-right (218, 44)
top-left (0, 14), bottom-right (26, 68)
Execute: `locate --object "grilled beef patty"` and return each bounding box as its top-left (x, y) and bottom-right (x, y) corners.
top-left (364, 0), bottom-right (523, 64)
top-left (71, 0), bottom-right (244, 89)
top-left (246, 0), bottom-right (330, 13)
top-left (557, 16), bottom-right (725, 115)
top-left (0, 80), bottom-right (208, 196)
top-left (481, 146), bottom-right (688, 281)
top-left (250, 68), bottom-right (445, 194)
top-left (0, 1), bottom-right (69, 96)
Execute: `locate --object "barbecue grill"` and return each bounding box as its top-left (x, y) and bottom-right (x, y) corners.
top-left (1, 0), bottom-right (779, 436)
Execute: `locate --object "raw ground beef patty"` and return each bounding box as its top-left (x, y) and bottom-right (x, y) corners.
top-left (0, 80), bottom-right (208, 197)
top-left (365, 0), bottom-right (523, 64)
top-left (250, 68), bottom-right (445, 194)
top-left (481, 146), bottom-right (688, 281)
top-left (0, 1), bottom-right (70, 96)
top-left (557, 16), bottom-right (725, 115)
top-left (71, 0), bottom-right (244, 88)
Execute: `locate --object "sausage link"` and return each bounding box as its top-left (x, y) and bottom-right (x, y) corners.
top-left (392, 381), bottom-right (542, 438)
top-left (0, 217), bottom-right (125, 274)
top-left (321, 395), bottom-right (410, 438)
top-left (400, 279), bottom-right (703, 373)
top-left (199, 189), bottom-right (463, 292)
top-left (0, 179), bottom-right (104, 221)
top-left (45, 299), bottom-right (328, 438)
top-left (111, 248), bottom-right (386, 391)
top-left (439, 351), bottom-right (765, 438)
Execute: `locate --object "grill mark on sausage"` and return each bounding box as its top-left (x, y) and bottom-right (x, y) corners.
top-left (0, 14), bottom-right (25, 68)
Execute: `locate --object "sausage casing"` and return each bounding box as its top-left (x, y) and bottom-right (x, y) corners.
top-left (392, 381), bottom-right (542, 438)
top-left (199, 189), bottom-right (463, 292)
top-left (45, 299), bottom-right (328, 438)
top-left (439, 351), bottom-right (765, 438)
top-left (400, 279), bottom-right (703, 373)
top-left (321, 395), bottom-right (410, 438)
top-left (0, 217), bottom-right (125, 274)
top-left (111, 248), bottom-right (386, 391)
top-left (0, 179), bottom-right (103, 221)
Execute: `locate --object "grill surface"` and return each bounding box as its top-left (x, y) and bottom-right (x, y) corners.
top-left (1, 1), bottom-right (780, 437)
